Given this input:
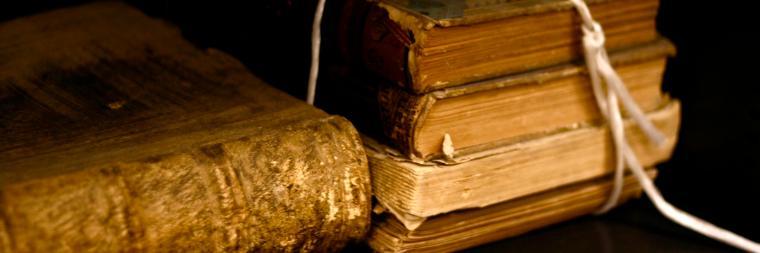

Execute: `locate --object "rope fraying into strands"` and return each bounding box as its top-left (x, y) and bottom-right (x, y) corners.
top-left (569, 0), bottom-right (760, 251)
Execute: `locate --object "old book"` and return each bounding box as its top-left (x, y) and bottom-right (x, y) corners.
top-left (369, 169), bottom-right (657, 253)
top-left (365, 100), bottom-right (679, 229)
top-left (329, 39), bottom-right (673, 159)
top-left (0, 3), bottom-right (370, 252)
top-left (348, 0), bottom-right (660, 92)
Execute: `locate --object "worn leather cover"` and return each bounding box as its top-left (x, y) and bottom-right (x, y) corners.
top-left (381, 0), bottom-right (611, 26)
top-left (353, 0), bottom-right (660, 92)
top-left (334, 39), bottom-right (674, 159)
top-left (0, 3), bottom-right (371, 252)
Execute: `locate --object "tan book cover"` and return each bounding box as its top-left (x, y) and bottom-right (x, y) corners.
top-left (365, 101), bottom-right (679, 229)
top-left (369, 170), bottom-right (656, 252)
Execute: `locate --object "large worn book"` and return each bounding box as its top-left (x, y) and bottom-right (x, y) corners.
top-left (368, 170), bottom-right (657, 253)
top-left (0, 3), bottom-right (370, 252)
top-left (326, 39), bottom-right (674, 159)
top-left (365, 101), bottom-right (680, 229)
top-left (342, 0), bottom-right (660, 92)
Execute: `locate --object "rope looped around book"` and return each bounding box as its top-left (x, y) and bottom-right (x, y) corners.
top-left (570, 0), bottom-right (760, 251)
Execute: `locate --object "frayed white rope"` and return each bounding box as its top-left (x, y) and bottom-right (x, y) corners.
top-left (570, 0), bottom-right (760, 251)
top-left (307, 0), bottom-right (327, 105)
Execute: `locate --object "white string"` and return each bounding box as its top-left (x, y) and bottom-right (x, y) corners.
top-left (569, 0), bottom-right (760, 251)
top-left (307, 0), bottom-right (327, 105)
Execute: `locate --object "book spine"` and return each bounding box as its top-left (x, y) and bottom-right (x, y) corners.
top-left (0, 116), bottom-right (371, 252)
top-left (360, 4), bottom-right (414, 91)
top-left (377, 84), bottom-right (433, 158)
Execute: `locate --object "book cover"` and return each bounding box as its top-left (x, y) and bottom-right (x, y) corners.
top-left (0, 3), bottom-right (370, 251)
top-left (348, 0), bottom-right (660, 92)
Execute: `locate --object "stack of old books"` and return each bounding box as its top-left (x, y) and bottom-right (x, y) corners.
top-left (325, 0), bottom-right (681, 251)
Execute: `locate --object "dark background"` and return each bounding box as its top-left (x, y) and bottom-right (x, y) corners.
top-left (3, 1), bottom-right (758, 252)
